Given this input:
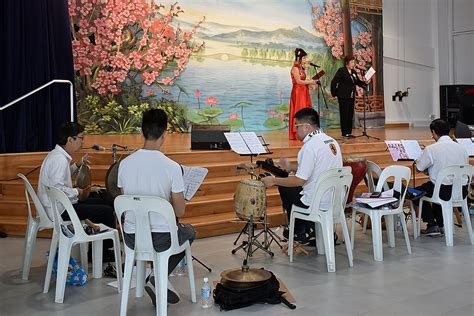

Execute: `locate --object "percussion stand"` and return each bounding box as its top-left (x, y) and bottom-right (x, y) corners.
top-left (353, 76), bottom-right (379, 140)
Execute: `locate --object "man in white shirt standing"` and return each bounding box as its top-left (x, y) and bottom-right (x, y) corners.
top-left (38, 122), bottom-right (116, 258)
top-left (117, 109), bottom-right (195, 306)
top-left (415, 119), bottom-right (469, 236)
top-left (261, 108), bottom-right (342, 244)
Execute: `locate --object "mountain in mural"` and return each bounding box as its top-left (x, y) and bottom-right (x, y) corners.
top-left (206, 26), bottom-right (324, 49)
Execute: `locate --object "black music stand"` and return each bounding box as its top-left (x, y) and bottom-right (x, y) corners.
top-left (354, 72), bottom-right (379, 140)
top-left (312, 67), bottom-right (329, 119)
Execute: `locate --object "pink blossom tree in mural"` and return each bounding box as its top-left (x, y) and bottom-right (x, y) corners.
top-left (68, 0), bottom-right (204, 133)
top-left (311, 0), bottom-right (373, 68)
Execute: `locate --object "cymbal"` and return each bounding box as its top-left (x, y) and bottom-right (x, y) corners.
top-left (220, 266), bottom-right (271, 288)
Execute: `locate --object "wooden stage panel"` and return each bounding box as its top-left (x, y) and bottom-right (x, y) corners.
top-left (1, 127), bottom-right (467, 238)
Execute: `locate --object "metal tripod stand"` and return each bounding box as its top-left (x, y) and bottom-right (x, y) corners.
top-left (353, 75), bottom-right (379, 140)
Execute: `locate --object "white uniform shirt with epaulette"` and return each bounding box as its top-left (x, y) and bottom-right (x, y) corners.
top-left (295, 131), bottom-right (343, 208)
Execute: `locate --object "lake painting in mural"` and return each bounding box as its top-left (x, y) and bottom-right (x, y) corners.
top-left (156, 0), bottom-right (341, 131)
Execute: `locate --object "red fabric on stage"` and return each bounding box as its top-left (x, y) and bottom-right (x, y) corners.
top-left (289, 63), bottom-right (312, 140)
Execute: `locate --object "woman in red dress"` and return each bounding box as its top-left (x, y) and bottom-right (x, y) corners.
top-left (289, 48), bottom-right (317, 140)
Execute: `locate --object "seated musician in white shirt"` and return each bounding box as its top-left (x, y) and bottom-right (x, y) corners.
top-left (415, 119), bottom-right (469, 236)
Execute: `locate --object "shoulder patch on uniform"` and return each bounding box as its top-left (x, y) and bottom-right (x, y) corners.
top-left (329, 143), bottom-right (337, 156)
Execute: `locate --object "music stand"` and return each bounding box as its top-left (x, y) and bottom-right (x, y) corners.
top-left (312, 67), bottom-right (328, 120)
top-left (354, 71), bottom-right (379, 140)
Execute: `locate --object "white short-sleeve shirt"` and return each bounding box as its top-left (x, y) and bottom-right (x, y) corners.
top-left (117, 149), bottom-right (185, 233)
top-left (295, 131), bottom-right (343, 208)
top-left (416, 135), bottom-right (469, 185)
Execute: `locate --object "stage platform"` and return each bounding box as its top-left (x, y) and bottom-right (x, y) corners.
top-left (0, 126), bottom-right (463, 238)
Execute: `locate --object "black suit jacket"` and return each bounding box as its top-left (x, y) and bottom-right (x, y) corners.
top-left (330, 67), bottom-right (366, 99)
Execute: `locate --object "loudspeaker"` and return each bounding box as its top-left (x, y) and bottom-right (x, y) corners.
top-left (191, 125), bottom-right (231, 150)
top-left (440, 85), bottom-right (474, 127)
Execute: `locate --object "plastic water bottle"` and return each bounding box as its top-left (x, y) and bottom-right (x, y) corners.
top-left (175, 258), bottom-right (186, 276)
top-left (200, 277), bottom-right (212, 308)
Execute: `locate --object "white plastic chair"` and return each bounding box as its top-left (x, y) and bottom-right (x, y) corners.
top-left (288, 167), bottom-right (354, 272)
top-left (43, 185), bottom-right (122, 303)
top-left (417, 165), bottom-right (474, 246)
top-left (351, 165), bottom-right (412, 261)
top-left (114, 195), bottom-right (196, 316)
top-left (362, 161), bottom-right (389, 233)
top-left (18, 173), bottom-right (88, 280)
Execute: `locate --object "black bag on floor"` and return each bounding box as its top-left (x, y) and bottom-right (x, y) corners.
top-left (213, 270), bottom-right (296, 311)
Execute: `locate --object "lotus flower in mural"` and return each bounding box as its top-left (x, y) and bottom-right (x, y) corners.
top-left (264, 103), bottom-right (289, 130)
top-left (222, 113), bottom-right (244, 130)
top-left (69, 0), bottom-right (204, 133)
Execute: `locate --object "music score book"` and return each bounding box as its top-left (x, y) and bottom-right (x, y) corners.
top-left (224, 132), bottom-right (268, 155)
top-left (364, 67), bottom-right (376, 81)
top-left (385, 140), bottom-right (422, 161)
top-left (182, 166), bottom-right (208, 201)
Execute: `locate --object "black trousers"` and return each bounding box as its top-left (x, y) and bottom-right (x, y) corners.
top-left (277, 186), bottom-right (312, 235)
top-left (62, 194), bottom-right (116, 249)
top-left (414, 181), bottom-right (468, 228)
top-left (337, 97), bottom-right (355, 136)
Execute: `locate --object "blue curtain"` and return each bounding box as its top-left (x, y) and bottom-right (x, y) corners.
top-left (0, 0), bottom-right (75, 153)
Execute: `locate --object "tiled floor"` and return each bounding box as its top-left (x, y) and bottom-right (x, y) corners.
top-left (1, 222), bottom-right (473, 316)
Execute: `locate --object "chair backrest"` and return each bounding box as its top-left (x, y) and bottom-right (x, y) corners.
top-left (365, 161), bottom-right (389, 192)
top-left (44, 185), bottom-right (89, 239)
top-left (17, 173), bottom-right (53, 225)
top-left (454, 121), bottom-right (472, 139)
top-left (432, 164), bottom-right (473, 202)
top-left (114, 195), bottom-right (180, 258)
top-left (308, 167), bottom-right (353, 216)
top-left (375, 165), bottom-right (411, 206)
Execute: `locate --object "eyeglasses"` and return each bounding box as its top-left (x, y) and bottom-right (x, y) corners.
top-left (294, 123), bottom-right (310, 128)
top-left (73, 136), bottom-right (84, 141)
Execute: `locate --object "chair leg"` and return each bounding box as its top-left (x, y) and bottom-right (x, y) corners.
top-left (417, 199), bottom-right (424, 237)
top-left (362, 214), bottom-right (368, 233)
top-left (21, 220), bottom-right (39, 280)
top-left (409, 201), bottom-right (418, 239)
top-left (442, 203), bottom-right (454, 247)
top-left (385, 214), bottom-right (395, 248)
top-left (92, 240), bottom-right (103, 279)
top-left (80, 243), bottom-right (88, 274)
top-left (55, 240), bottom-right (73, 303)
top-left (460, 201), bottom-right (474, 245)
top-left (185, 246), bottom-right (196, 303)
top-left (43, 232), bottom-right (59, 294)
top-left (155, 259), bottom-right (168, 316)
top-left (351, 209), bottom-right (357, 250)
top-left (370, 213), bottom-right (384, 261)
top-left (112, 233), bottom-right (123, 292)
top-left (315, 223), bottom-right (325, 255)
top-left (288, 214), bottom-right (296, 262)
top-left (120, 254), bottom-right (134, 316)
top-left (136, 260), bottom-right (146, 298)
top-left (320, 217), bottom-right (335, 272)
top-left (340, 215), bottom-right (353, 267)
top-left (399, 213), bottom-right (412, 254)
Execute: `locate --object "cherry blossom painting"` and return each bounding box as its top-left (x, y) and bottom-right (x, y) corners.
top-left (70, 0), bottom-right (383, 133)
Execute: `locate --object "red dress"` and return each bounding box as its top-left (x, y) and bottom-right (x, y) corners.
top-left (289, 63), bottom-right (312, 140)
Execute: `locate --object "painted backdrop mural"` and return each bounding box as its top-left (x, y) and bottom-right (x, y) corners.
top-left (72, 0), bottom-right (383, 133)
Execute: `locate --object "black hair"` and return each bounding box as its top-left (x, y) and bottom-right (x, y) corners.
top-left (429, 118), bottom-right (450, 137)
top-left (57, 122), bottom-right (84, 145)
top-left (294, 48), bottom-right (308, 62)
top-left (294, 108), bottom-right (320, 127)
top-left (344, 55), bottom-right (355, 65)
top-left (141, 109), bottom-right (168, 140)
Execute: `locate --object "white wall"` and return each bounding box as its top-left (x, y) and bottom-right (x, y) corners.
top-left (383, 0), bottom-right (474, 126)
top-left (383, 0), bottom-right (439, 126)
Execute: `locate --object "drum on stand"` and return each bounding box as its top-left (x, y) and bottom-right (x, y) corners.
top-left (343, 156), bottom-right (368, 211)
top-left (234, 179), bottom-right (266, 221)
top-left (75, 164), bottom-right (91, 189)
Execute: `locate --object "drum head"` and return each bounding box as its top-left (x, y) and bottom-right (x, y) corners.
top-left (105, 161), bottom-right (121, 201)
top-left (75, 164), bottom-right (91, 189)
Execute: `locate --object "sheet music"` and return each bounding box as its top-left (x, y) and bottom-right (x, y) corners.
top-left (401, 140), bottom-right (422, 160)
top-left (364, 67), bottom-right (376, 81)
top-left (224, 132), bottom-right (267, 155)
top-left (182, 166), bottom-right (208, 200)
top-left (457, 138), bottom-right (474, 156)
top-left (385, 140), bottom-right (405, 161)
top-left (355, 197), bottom-right (398, 208)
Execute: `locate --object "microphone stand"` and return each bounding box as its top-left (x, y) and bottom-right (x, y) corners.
top-left (311, 65), bottom-right (328, 121)
top-left (353, 70), bottom-right (379, 140)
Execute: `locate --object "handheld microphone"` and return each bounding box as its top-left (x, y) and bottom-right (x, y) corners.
top-left (112, 143), bottom-right (128, 150)
top-left (309, 62), bottom-right (321, 68)
top-left (92, 144), bottom-right (106, 151)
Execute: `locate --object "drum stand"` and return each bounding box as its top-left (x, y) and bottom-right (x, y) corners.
top-left (231, 211), bottom-right (284, 258)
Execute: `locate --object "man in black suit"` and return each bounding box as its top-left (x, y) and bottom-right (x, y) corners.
top-left (330, 55), bottom-right (367, 138)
